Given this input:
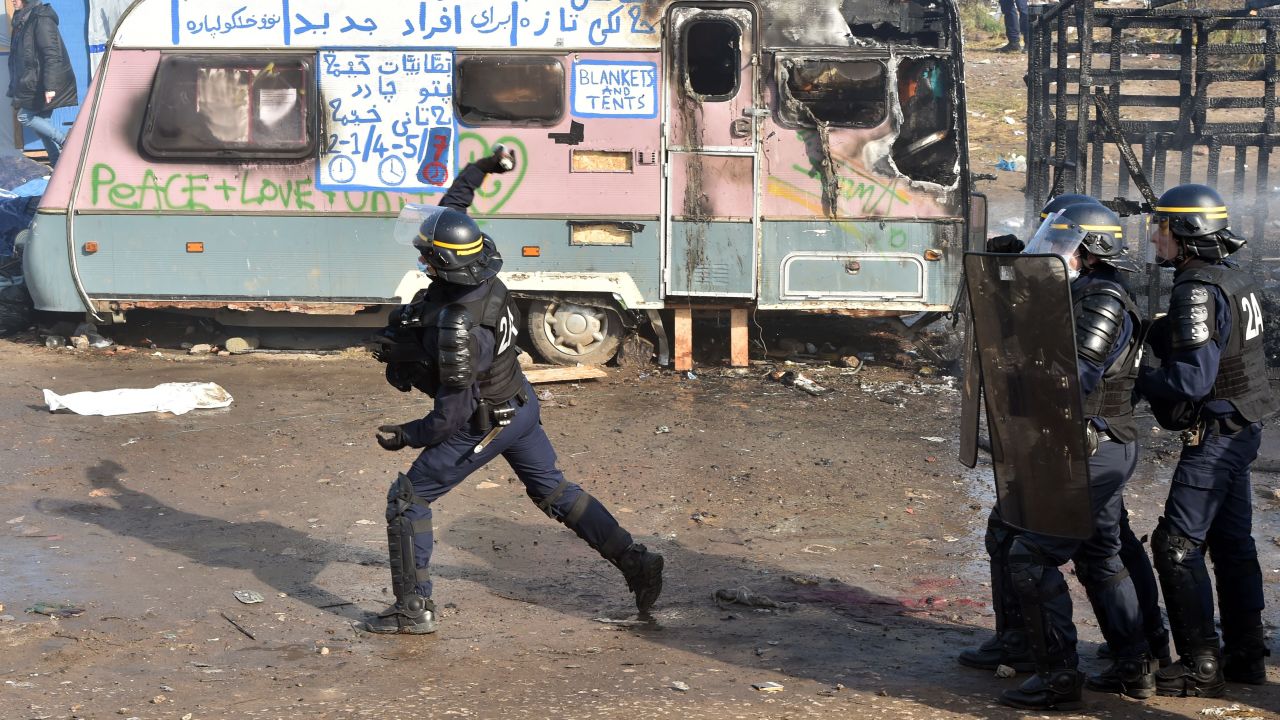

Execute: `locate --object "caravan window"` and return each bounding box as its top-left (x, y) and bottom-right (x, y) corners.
top-left (141, 55), bottom-right (315, 160)
top-left (455, 56), bottom-right (564, 126)
top-left (683, 19), bottom-right (740, 100)
top-left (779, 59), bottom-right (887, 128)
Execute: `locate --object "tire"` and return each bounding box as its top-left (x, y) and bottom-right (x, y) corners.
top-left (525, 299), bottom-right (622, 366)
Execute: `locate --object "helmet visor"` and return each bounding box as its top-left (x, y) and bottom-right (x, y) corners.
top-left (1023, 210), bottom-right (1087, 272)
top-left (394, 203), bottom-right (450, 247)
top-left (1146, 214), bottom-right (1175, 265)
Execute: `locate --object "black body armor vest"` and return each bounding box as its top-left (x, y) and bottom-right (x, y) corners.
top-left (1074, 281), bottom-right (1142, 443)
top-left (1175, 265), bottom-right (1278, 423)
top-left (383, 279), bottom-right (525, 404)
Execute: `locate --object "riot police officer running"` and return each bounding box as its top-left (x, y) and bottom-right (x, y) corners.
top-left (365, 149), bottom-right (664, 634)
top-left (995, 202), bottom-right (1155, 709)
top-left (960, 196), bottom-right (1169, 685)
top-left (1138, 183), bottom-right (1276, 695)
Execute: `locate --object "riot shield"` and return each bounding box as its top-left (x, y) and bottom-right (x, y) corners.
top-left (963, 252), bottom-right (1093, 539)
top-left (958, 289), bottom-right (980, 469)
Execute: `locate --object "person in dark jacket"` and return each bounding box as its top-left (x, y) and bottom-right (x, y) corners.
top-left (7, 0), bottom-right (76, 164)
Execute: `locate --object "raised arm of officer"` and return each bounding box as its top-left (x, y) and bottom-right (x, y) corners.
top-left (439, 146), bottom-right (516, 213)
top-left (1137, 282), bottom-right (1229, 404)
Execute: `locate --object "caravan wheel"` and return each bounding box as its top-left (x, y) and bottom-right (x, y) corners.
top-left (526, 300), bottom-right (621, 366)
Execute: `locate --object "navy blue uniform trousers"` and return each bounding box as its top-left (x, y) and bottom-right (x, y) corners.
top-left (1018, 439), bottom-right (1150, 659)
top-left (1163, 422), bottom-right (1264, 628)
top-left (388, 382), bottom-right (624, 598)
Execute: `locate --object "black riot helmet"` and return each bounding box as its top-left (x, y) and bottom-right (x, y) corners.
top-left (394, 204), bottom-right (503, 285)
top-left (1040, 193), bottom-right (1101, 219)
top-left (1056, 202), bottom-right (1139, 272)
top-left (1152, 183), bottom-right (1245, 261)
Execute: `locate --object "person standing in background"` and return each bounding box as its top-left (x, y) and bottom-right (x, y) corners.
top-left (7, 0), bottom-right (76, 164)
top-left (998, 0), bottom-right (1030, 53)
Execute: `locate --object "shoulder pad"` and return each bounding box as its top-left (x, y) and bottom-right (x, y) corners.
top-left (1076, 285), bottom-right (1128, 365)
top-left (1168, 281), bottom-right (1215, 351)
top-left (436, 304), bottom-right (476, 389)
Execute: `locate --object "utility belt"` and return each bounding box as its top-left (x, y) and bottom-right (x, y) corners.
top-left (1180, 413), bottom-right (1249, 447)
top-left (469, 387), bottom-right (530, 435)
top-left (1085, 424), bottom-right (1114, 456)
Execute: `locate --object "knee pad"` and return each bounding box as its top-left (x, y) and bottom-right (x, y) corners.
top-left (986, 514), bottom-right (1013, 558)
top-left (1007, 536), bottom-right (1049, 601)
top-left (1151, 520), bottom-right (1198, 574)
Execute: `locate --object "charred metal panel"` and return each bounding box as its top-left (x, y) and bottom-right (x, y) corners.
top-left (1027, 0), bottom-right (1280, 268)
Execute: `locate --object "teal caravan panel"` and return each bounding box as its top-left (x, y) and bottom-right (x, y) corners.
top-left (69, 215), bottom-right (661, 304)
top-left (479, 219), bottom-right (661, 303)
top-left (667, 220), bottom-right (754, 297)
top-left (73, 214), bottom-right (410, 300)
top-left (760, 220), bottom-right (964, 307)
top-left (23, 214), bottom-right (85, 313)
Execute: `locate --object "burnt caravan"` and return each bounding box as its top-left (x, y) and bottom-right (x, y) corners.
top-left (23, 0), bottom-right (980, 364)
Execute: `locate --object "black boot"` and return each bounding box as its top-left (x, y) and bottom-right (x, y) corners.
top-left (612, 543), bottom-right (664, 615)
top-left (1098, 639), bottom-right (1173, 668)
top-left (1156, 651), bottom-right (1225, 697)
top-left (1001, 668), bottom-right (1084, 711)
top-left (1087, 654), bottom-right (1155, 699)
top-left (959, 630), bottom-right (1036, 672)
top-left (996, 41), bottom-right (1022, 53)
top-left (364, 595), bottom-right (438, 635)
top-left (1222, 621), bottom-right (1269, 685)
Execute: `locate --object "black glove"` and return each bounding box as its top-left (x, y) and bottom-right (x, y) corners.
top-left (376, 424), bottom-right (411, 451)
top-left (473, 144), bottom-right (516, 175)
top-left (985, 234), bottom-right (1025, 254)
top-left (1145, 315), bottom-right (1172, 361)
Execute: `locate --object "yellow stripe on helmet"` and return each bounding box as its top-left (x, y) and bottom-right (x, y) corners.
top-left (1154, 205), bottom-right (1228, 213)
top-left (1078, 224), bottom-right (1122, 237)
top-left (416, 230), bottom-right (485, 253)
top-left (1205, 213), bottom-right (1229, 219)
top-left (432, 238), bottom-right (485, 252)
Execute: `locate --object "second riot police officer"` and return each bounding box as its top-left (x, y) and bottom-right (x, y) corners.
top-left (1138, 183), bottom-right (1276, 696)
top-left (364, 148), bottom-right (664, 635)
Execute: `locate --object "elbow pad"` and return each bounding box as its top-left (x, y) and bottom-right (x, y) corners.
top-left (1168, 281), bottom-right (1215, 351)
top-left (437, 304), bottom-right (477, 389)
top-left (1075, 287), bottom-right (1127, 365)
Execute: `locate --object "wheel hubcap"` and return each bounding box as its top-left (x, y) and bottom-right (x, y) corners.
top-left (543, 303), bottom-right (607, 355)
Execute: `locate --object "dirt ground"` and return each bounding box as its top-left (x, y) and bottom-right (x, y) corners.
top-left (4, 47), bottom-right (1280, 720)
top-left (3, 321), bottom-right (1280, 720)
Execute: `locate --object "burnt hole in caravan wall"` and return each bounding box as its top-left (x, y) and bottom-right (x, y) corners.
top-left (839, 0), bottom-right (950, 48)
top-left (684, 19), bottom-right (739, 99)
top-left (779, 59), bottom-right (886, 128)
top-left (891, 57), bottom-right (958, 186)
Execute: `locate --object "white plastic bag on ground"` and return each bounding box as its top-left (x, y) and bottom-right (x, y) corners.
top-left (43, 382), bottom-right (233, 416)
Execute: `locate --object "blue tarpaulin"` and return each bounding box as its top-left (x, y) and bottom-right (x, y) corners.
top-left (0, 152), bottom-right (50, 259)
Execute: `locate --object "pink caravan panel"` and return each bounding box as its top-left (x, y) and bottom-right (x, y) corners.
top-left (41, 53), bottom-right (101, 209)
top-left (73, 50), bottom-right (660, 218)
top-left (463, 51), bottom-right (661, 217)
top-left (667, 153), bottom-right (754, 220)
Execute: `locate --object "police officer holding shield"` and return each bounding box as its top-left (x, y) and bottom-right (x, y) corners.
top-left (364, 148), bottom-right (664, 634)
top-left (1137, 183), bottom-right (1276, 696)
top-left (960, 196), bottom-right (1169, 687)
top-left (987, 204), bottom-right (1158, 710)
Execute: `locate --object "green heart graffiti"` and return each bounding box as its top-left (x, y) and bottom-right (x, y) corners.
top-left (456, 132), bottom-right (528, 216)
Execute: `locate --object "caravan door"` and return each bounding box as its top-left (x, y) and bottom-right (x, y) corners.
top-left (664, 6), bottom-right (758, 298)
